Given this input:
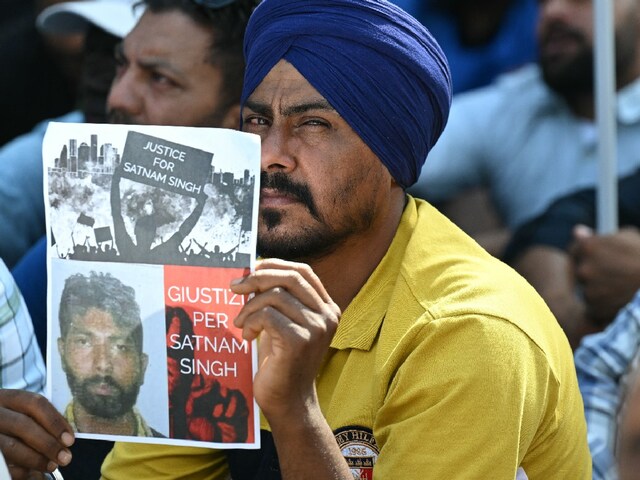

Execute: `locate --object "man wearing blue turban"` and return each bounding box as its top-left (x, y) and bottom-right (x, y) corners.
top-left (100, 0), bottom-right (591, 477)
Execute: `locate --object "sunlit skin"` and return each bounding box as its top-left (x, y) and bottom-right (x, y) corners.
top-left (242, 59), bottom-right (406, 309)
top-left (58, 308), bottom-right (148, 435)
top-left (107, 10), bottom-right (238, 128)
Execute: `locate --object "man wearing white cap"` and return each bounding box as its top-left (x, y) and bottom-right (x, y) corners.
top-left (0, 3), bottom-right (128, 480)
top-left (37, 0), bottom-right (143, 38)
top-left (1, 5), bottom-right (141, 479)
top-left (0, 0), bottom-right (142, 270)
top-left (0, 1), bottom-right (257, 478)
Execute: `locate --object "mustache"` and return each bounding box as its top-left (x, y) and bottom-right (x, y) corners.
top-left (84, 375), bottom-right (123, 392)
top-left (260, 172), bottom-right (319, 219)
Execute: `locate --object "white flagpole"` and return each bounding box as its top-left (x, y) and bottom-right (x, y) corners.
top-left (594, 0), bottom-right (618, 234)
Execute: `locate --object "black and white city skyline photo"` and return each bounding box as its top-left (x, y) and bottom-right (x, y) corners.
top-left (44, 123), bottom-right (260, 268)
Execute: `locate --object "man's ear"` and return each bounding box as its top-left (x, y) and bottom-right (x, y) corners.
top-left (221, 104), bottom-right (242, 130)
top-left (58, 337), bottom-right (67, 372)
top-left (140, 352), bottom-right (149, 384)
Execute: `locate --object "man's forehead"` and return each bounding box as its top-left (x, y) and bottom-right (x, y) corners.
top-left (246, 60), bottom-right (335, 113)
top-left (124, 9), bottom-right (211, 64)
top-left (69, 308), bottom-right (133, 333)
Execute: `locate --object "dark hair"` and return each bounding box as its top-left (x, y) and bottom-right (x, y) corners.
top-left (141, 0), bottom-right (260, 111)
top-left (59, 271), bottom-right (143, 351)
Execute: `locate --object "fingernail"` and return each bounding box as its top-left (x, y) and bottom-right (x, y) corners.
top-left (61, 431), bottom-right (74, 446)
top-left (574, 224), bottom-right (594, 237)
top-left (230, 277), bottom-right (244, 286)
top-left (47, 461), bottom-right (59, 472)
top-left (57, 450), bottom-right (72, 466)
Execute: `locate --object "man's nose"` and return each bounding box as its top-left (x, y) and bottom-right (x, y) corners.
top-left (106, 69), bottom-right (142, 120)
top-left (538, 0), bottom-right (574, 25)
top-left (91, 343), bottom-right (114, 373)
top-left (260, 127), bottom-right (297, 173)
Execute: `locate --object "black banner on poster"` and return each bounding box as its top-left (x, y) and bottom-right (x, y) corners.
top-left (119, 131), bottom-right (212, 199)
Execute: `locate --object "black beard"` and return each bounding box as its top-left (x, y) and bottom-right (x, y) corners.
top-left (539, 17), bottom-right (640, 98)
top-left (541, 48), bottom-right (594, 97)
top-left (539, 22), bottom-right (594, 96)
top-left (66, 372), bottom-right (141, 420)
top-left (257, 172), bottom-right (339, 260)
top-left (256, 171), bottom-right (377, 261)
top-left (257, 208), bottom-right (343, 261)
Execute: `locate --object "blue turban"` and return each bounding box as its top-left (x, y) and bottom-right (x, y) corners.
top-left (241, 0), bottom-right (452, 188)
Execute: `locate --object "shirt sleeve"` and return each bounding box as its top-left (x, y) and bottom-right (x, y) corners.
top-left (574, 291), bottom-right (640, 480)
top-left (0, 121), bottom-right (51, 268)
top-left (502, 187), bottom-right (596, 263)
top-left (372, 314), bottom-right (590, 479)
top-left (0, 111), bottom-right (83, 268)
top-left (0, 259), bottom-right (46, 394)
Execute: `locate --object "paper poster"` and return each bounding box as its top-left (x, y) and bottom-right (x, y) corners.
top-left (44, 123), bottom-right (260, 449)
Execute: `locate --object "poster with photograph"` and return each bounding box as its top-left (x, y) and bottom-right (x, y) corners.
top-left (44, 122), bottom-right (261, 449)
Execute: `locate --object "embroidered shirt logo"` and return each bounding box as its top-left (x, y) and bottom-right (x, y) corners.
top-left (334, 426), bottom-right (379, 479)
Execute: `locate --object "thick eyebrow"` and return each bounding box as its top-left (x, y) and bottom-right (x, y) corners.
top-left (137, 56), bottom-right (184, 78)
top-left (282, 100), bottom-right (336, 117)
top-left (114, 41), bottom-right (183, 78)
top-left (244, 99), bottom-right (336, 118)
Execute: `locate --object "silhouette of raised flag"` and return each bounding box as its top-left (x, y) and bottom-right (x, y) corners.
top-left (94, 226), bottom-right (112, 244)
top-left (77, 213), bottom-right (95, 227)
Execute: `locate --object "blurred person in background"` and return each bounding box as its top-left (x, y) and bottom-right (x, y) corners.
top-left (393, 0), bottom-right (538, 94)
top-left (0, 0), bottom-right (142, 271)
top-left (409, 0), bottom-right (640, 260)
top-left (504, 167), bottom-right (640, 347)
top-left (0, 0), bottom-right (84, 146)
top-left (0, 0), bottom-right (257, 476)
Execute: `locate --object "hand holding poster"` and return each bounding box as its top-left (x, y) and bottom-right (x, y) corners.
top-left (44, 122), bottom-right (261, 450)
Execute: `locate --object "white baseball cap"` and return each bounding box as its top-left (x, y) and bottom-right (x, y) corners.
top-left (37, 0), bottom-right (145, 39)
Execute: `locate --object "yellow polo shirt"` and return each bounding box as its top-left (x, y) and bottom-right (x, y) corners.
top-left (101, 196), bottom-right (591, 479)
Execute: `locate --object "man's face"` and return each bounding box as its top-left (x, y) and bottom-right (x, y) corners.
top-left (58, 307), bottom-right (148, 419)
top-left (107, 9), bottom-right (235, 128)
top-left (242, 60), bottom-right (395, 261)
top-left (537, 0), bottom-right (640, 94)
